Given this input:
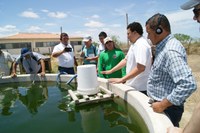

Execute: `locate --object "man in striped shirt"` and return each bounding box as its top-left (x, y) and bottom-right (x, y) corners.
top-left (146, 13), bottom-right (197, 127)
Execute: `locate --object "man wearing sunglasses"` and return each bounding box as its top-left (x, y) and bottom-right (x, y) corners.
top-left (167, 0), bottom-right (200, 133)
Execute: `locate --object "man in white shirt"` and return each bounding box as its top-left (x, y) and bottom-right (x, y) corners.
top-left (101, 22), bottom-right (152, 95)
top-left (52, 32), bottom-right (78, 74)
top-left (0, 47), bottom-right (14, 76)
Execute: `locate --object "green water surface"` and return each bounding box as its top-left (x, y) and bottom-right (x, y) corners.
top-left (0, 82), bottom-right (149, 133)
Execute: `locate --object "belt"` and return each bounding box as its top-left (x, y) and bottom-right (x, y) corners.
top-left (58, 66), bottom-right (74, 69)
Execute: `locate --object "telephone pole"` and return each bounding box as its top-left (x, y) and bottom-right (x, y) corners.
top-left (126, 13), bottom-right (129, 46)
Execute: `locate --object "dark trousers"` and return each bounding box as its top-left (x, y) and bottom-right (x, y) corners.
top-left (164, 105), bottom-right (184, 127)
top-left (58, 66), bottom-right (75, 74)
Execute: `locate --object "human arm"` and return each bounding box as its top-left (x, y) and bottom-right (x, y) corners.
top-left (39, 59), bottom-right (45, 77)
top-left (101, 58), bottom-right (126, 75)
top-left (183, 102), bottom-right (200, 133)
top-left (108, 63), bottom-right (145, 84)
top-left (167, 102), bottom-right (200, 133)
top-left (10, 62), bottom-right (18, 78)
top-left (51, 48), bottom-right (65, 58)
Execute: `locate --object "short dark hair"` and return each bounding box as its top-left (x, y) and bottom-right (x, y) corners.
top-left (127, 22), bottom-right (143, 35)
top-left (146, 13), bottom-right (171, 33)
top-left (98, 31), bottom-right (107, 38)
top-left (60, 32), bottom-right (68, 40)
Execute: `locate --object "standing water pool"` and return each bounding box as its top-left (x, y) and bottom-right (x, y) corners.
top-left (0, 82), bottom-right (149, 133)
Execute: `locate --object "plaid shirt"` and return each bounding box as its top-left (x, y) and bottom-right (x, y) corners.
top-left (147, 34), bottom-right (197, 105)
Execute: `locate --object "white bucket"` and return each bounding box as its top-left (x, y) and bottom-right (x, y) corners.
top-left (77, 64), bottom-right (99, 95)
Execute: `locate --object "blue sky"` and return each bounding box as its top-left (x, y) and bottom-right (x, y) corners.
top-left (0, 0), bottom-right (199, 42)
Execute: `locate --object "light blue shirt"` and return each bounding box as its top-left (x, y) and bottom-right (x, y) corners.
top-left (147, 34), bottom-right (197, 106)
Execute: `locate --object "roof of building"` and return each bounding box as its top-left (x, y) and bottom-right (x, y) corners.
top-left (0, 33), bottom-right (82, 39)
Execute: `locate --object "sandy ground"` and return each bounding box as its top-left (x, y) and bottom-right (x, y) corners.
top-left (179, 54), bottom-right (200, 128)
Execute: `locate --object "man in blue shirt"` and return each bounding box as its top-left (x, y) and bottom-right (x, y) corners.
top-left (145, 13), bottom-right (197, 127)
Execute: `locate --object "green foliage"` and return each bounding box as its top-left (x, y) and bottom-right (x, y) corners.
top-left (174, 33), bottom-right (192, 44)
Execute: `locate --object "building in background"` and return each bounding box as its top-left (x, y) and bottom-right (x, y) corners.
top-left (0, 33), bottom-right (83, 55)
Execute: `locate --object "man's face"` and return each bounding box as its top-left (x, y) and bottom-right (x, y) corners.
top-left (61, 34), bottom-right (69, 44)
top-left (127, 29), bottom-right (135, 43)
top-left (99, 36), bottom-right (105, 44)
top-left (193, 4), bottom-right (200, 23)
top-left (146, 24), bottom-right (158, 45)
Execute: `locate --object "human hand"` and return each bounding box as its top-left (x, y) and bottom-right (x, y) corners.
top-left (108, 78), bottom-right (123, 84)
top-left (40, 71), bottom-right (45, 77)
top-left (10, 73), bottom-right (17, 78)
top-left (151, 101), bottom-right (166, 113)
top-left (167, 126), bottom-right (183, 133)
top-left (101, 70), bottom-right (112, 75)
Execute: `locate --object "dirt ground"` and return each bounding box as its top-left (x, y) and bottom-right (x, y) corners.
top-left (179, 54), bottom-right (200, 128)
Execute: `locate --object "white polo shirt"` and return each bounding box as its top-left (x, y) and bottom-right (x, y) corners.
top-left (52, 43), bottom-right (75, 68)
top-left (125, 37), bottom-right (152, 91)
top-left (0, 51), bottom-right (14, 75)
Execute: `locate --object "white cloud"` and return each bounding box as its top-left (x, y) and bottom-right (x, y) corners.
top-left (45, 23), bottom-right (56, 26)
top-left (26, 26), bottom-right (42, 32)
top-left (0, 25), bottom-right (17, 32)
top-left (166, 10), bottom-right (193, 23)
top-left (110, 24), bottom-right (121, 28)
top-left (20, 11), bottom-right (39, 18)
top-left (84, 20), bottom-right (104, 28)
top-left (41, 9), bottom-right (49, 13)
top-left (48, 11), bottom-right (67, 18)
top-left (91, 15), bottom-right (100, 19)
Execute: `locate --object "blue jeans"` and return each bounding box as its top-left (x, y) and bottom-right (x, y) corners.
top-left (164, 105), bottom-right (184, 127)
top-left (58, 66), bottom-right (75, 74)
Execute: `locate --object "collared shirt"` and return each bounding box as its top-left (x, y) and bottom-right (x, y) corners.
top-left (0, 51), bottom-right (14, 75)
top-left (147, 34), bottom-right (197, 106)
top-left (52, 43), bottom-right (75, 68)
top-left (16, 52), bottom-right (42, 74)
top-left (125, 36), bottom-right (152, 91)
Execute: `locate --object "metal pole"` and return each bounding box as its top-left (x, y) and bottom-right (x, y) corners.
top-left (126, 13), bottom-right (129, 46)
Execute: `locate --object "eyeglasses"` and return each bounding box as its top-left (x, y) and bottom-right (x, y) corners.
top-left (193, 8), bottom-right (200, 18)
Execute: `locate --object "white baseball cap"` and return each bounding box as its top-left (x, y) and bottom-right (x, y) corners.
top-left (104, 37), bottom-right (113, 44)
top-left (181, 0), bottom-right (200, 10)
top-left (82, 35), bottom-right (92, 42)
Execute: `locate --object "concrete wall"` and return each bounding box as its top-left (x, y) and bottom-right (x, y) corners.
top-left (0, 74), bottom-right (173, 133)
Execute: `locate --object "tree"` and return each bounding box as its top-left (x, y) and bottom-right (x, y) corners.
top-left (174, 33), bottom-right (192, 54)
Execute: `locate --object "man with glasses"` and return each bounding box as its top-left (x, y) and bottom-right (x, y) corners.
top-left (167, 0), bottom-right (200, 133)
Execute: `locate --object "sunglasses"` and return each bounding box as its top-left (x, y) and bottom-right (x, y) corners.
top-left (193, 8), bottom-right (200, 18)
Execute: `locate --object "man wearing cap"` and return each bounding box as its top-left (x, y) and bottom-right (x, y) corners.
top-left (0, 46), bottom-right (15, 76)
top-left (181, 0), bottom-right (200, 23)
top-left (98, 37), bottom-right (125, 78)
top-left (80, 35), bottom-right (98, 65)
top-left (52, 32), bottom-right (78, 74)
top-left (11, 48), bottom-right (45, 77)
top-left (167, 0), bottom-right (200, 133)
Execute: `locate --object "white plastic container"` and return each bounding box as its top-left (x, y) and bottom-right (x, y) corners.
top-left (77, 64), bottom-right (99, 95)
